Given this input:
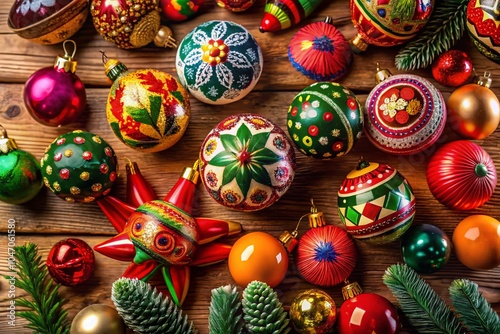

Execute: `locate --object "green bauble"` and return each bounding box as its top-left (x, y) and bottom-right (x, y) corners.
top-left (0, 128), bottom-right (42, 204)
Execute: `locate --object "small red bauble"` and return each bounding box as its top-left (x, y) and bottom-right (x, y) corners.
top-left (432, 50), bottom-right (473, 87)
top-left (46, 238), bottom-right (95, 286)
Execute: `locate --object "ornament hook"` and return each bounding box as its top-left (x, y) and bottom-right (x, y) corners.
top-left (63, 40), bottom-right (77, 60)
top-left (100, 50), bottom-right (108, 65)
top-left (0, 125), bottom-right (7, 139)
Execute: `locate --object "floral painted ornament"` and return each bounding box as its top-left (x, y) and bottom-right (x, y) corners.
top-left (176, 20), bottom-right (263, 105)
top-left (199, 114), bottom-right (296, 211)
top-left (287, 82), bottom-right (363, 159)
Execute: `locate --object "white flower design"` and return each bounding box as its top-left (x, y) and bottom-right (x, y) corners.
top-left (319, 137), bottom-right (328, 145)
top-left (379, 94), bottom-right (408, 118)
top-left (19, 0), bottom-right (55, 15)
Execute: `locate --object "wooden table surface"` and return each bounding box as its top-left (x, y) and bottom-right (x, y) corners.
top-left (0, 1), bottom-right (499, 333)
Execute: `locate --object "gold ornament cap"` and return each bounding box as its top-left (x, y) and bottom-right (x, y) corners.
top-left (54, 40), bottom-right (78, 73)
top-left (375, 63), bottom-right (392, 84)
top-left (182, 160), bottom-right (200, 184)
top-left (0, 126), bottom-right (18, 154)
top-left (154, 26), bottom-right (177, 48)
top-left (101, 52), bottom-right (129, 82)
top-left (341, 280), bottom-right (364, 300)
top-left (350, 33), bottom-right (369, 53)
top-left (475, 71), bottom-right (493, 88)
top-left (279, 230), bottom-right (299, 252)
top-left (309, 199), bottom-right (326, 228)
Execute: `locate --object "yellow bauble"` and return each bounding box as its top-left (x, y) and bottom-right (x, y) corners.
top-left (70, 304), bottom-right (125, 334)
top-left (289, 289), bottom-right (336, 334)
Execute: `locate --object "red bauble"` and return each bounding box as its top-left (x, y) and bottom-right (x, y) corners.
top-left (46, 238), bottom-right (95, 286)
top-left (427, 140), bottom-right (497, 210)
top-left (432, 50), bottom-right (473, 87)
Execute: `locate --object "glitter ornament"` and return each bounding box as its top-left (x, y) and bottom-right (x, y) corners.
top-left (40, 130), bottom-right (118, 203)
top-left (103, 55), bottom-right (190, 152)
top-left (199, 114), bottom-right (296, 211)
top-left (364, 65), bottom-right (446, 155)
top-left (70, 304), bottom-right (125, 334)
top-left (287, 82), bottom-right (363, 159)
top-left (46, 238), bottom-right (95, 287)
top-left (160, 0), bottom-right (203, 21)
top-left (431, 50), bottom-right (473, 87)
top-left (260, 0), bottom-right (325, 33)
top-left (216, 0), bottom-right (256, 12)
top-left (289, 289), bottom-right (337, 334)
top-left (176, 20), bottom-right (263, 105)
top-left (466, 0), bottom-right (500, 64)
top-left (338, 159), bottom-right (416, 245)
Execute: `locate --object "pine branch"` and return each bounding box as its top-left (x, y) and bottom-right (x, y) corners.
top-left (4, 243), bottom-right (70, 334)
top-left (209, 285), bottom-right (243, 334)
top-left (382, 264), bottom-right (464, 334)
top-left (111, 278), bottom-right (197, 334)
top-left (395, 0), bottom-right (469, 70)
top-left (449, 279), bottom-right (500, 334)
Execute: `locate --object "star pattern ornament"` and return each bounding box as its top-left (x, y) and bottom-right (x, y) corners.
top-left (94, 160), bottom-right (242, 306)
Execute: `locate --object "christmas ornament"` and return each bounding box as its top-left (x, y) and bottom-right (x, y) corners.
top-left (209, 285), bottom-right (243, 334)
top-left (103, 55), bottom-right (190, 152)
top-left (259, 0), bottom-right (325, 33)
top-left (70, 304), bottom-right (125, 334)
top-left (176, 20), bottom-right (263, 105)
top-left (40, 130), bottom-right (118, 203)
top-left (24, 40), bottom-right (87, 127)
top-left (46, 238), bottom-right (95, 287)
top-left (427, 140), bottom-right (497, 210)
top-left (287, 82), bottom-right (363, 159)
top-left (289, 289), bottom-right (336, 334)
top-left (0, 125), bottom-right (43, 204)
top-left (125, 159), bottom-right (156, 207)
top-left (338, 159), bottom-right (416, 245)
top-left (364, 66), bottom-right (447, 155)
top-left (466, 0), bottom-right (500, 64)
top-left (431, 49), bottom-right (473, 87)
top-left (401, 224), bottom-right (451, 274)
top-left (216, 0), bottom-right (256, 12)
top-left (452, 215), bottom-right (500, 270)
top-left (288, 17), bottom-right (353, 82)
top-left (90, 0), bottom-right (176, 49)
top-left (294, 200), bottom-right (357, 287)
top-left (199, 114), bottom-right (296, 211)
top-left (94, 160), bottom-right (242, 306)
top-left (228, 232), bottom-right (290, 288)
top-left (337, 281), bottom-right (400, 334)
top-left (447, 71), bottom-right (500, 139)
top-left (8, 0), bottom-right (89, 44)
top-left (350, 0), bottom-right (434, 52)
top-left (160, 0), bottom-right (203, 22)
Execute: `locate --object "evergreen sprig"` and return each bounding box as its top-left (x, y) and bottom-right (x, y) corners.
top-left (4, 243), bottom-right (69, 334)
top-left (209, 285), bottom-right (243, 334)
top-left (395, 0), bottom-right (469, 70)
top-left (111, 278), bottom-right (196, 334)
top-left (449, 279), bottom-right (500, 334)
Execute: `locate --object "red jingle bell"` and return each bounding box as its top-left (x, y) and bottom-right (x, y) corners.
top-left (432, 50), bottom-right (473, 87)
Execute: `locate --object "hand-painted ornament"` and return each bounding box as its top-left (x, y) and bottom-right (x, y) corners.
top-left (90, 0), bottom-right (177, 49)
top-left (70, 304), bottom-right (126, 334)
top-left (338, 159), bottom-right (416, 245)
top-left (228, 231), bottom-right (290, 288)
top-left (0, 126), bottom-right (43, 204)
top-left (466, 0), bottom-right (500, 64)
top-left (431, 50), bottom-right (473, 87)
top-left (295, 200), bottom-right (357, 287)
top-left (40, 130), bottom-right (118, 203)
top-left (447, 71), bottom-right (500, 139)
top-left (176, 20), bottom-right (263, 105)
top-left (350, 0), bottom-right (434, 52)
top-left (260, 0), bottom-right (325, 33)
top-left (364, 66), bottom-right (446, 155)
top-left (427, 140), bottom-right (497, 210)
top-left (160, 0), bottom-right (203, 21)
top-left (216, 0), bottom-right (256, 12)
top-left (287, 82), bottom-right (363, 159)
top-left (401, 223), bottom-right (451, 274)
top-left (24, 40), bottom-right (86, 127)
top-left (199, 114), bottom-right (296, 211)
top-left (103, 55), bottom-right (190, 152)
top-left (338, 281), bottom-right (400, 334)
top-left (94, 160), bottom-right (242, 306)
top-left (46, 238), bottom-right (95, 287)
top-left (452, 215), bottom-right (500, 270)
top-left (8, 0), bottom-right (89, 44)
top-left (288, 17), bottom-right (353, 82)
top-left (289, 289), bottom-right (336, 334)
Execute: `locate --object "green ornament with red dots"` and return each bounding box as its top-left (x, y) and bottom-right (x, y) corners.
top-left (40, 130), bottom-right (118, 203)
top-left (287, 82), bottom-right (364, 159)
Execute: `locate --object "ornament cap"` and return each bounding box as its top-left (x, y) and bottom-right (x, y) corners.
top-left (350, 33), bottom-right (368, 53)
top-left (0, 126), bottom-right (18, 154)
top-left (154, 26), bottom-right (177, 48)
top-left (182, 160), bottom-right (200, 184)
top-left (475, 71), bottom-right (493, 88)
top-left (341, 280), bottom-right (363, 300)
top-left (308, 199), bottom-right (326, 228)
top-left (101, 52), bottom-right (128, 82)
top-left (54, 40), bottom-right (78, 73)
top-left (324, 16), bottom-right (333, 25)
top-left (278, 230), bottom-right (298, 252)
top-left (375, 63), bottom-right (392, 84)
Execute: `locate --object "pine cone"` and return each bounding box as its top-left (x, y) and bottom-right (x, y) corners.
top-left (209, 285), bottom-right (243, 334)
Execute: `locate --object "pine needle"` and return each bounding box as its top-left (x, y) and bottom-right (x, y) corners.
top-left (449, 279), bottom-right (500, 334)
top-left (209, 285), bottom-right (243, 334)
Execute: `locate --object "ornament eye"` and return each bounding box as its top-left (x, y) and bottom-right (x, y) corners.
top-left (130, 216), bottom-right (148, 237)
top-left (154, 232), bottom-right (175, 254)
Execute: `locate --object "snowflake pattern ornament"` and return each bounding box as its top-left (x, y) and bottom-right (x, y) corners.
top-left (176, 20), bottom-right (263, 105)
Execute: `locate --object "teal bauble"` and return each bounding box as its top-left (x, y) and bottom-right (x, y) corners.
top-left (287, 82), bottom-right (363, 159)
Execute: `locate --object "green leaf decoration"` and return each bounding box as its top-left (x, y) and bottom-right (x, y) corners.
top-left (125, 95), bottom-right (162, 132)
top-left (382, 263), bottom-right (464, 334)
top-left (209, 285), bottom-right (243, 334)
top-left (149, 95), bottom-right (161, 126)
top-left (236, 122), bottom-right (252, 149)
top-left (236, 164), bottom-right (252, 197)
top-left (248, 162), bottom-right (272, 186)
top-left (247, 132), bottom-right (271, 153)
top-left (252, 147), bottom-right (281, 165)
top-left (210, 151), bottom-right (237, 167)
top-left (171, 90), bottom-right (185, 104)
top-left (389, 0), bottom-right (416, 21)
top-left (449, 279), bottom-right (500, 334)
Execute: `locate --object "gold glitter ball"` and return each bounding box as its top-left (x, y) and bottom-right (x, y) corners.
top-left (80, 171), bottom-right (90, 181)
top-left (53, 182), bottom-right (61, 192)
top-left (70, 186), bottom-right (81, 195)
top-left (64, 149), bottom-right (73, 158)
top-left (45, 165), bottom-right (53, 175)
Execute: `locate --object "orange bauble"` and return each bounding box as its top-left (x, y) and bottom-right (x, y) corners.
top-left (452, 215), bottom-right (500, 270)
top-left (228, 232), bottom-right (289, 288)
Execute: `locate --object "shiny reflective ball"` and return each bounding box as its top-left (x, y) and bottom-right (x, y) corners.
top-left (289, 289), bottom-right (336, 334)
top-left (70, 304), bottom-right (125, 334)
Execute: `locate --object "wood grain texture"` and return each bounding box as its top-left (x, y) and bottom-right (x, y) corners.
top-left (0, 0), bottom-right (499, 333)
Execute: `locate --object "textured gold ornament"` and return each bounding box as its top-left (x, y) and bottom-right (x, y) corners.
top-left (289, 289), bottom-right (337, 334)
top-left (70, 304), bottom-right (125, 334)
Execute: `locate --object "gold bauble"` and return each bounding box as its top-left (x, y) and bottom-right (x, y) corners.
top-left (289, 289), bottom-right (337, 334)
top-left (70, 304), bottom-right (126, 334)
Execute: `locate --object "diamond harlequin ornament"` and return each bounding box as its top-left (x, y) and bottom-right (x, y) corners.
top-left (338, 159), bottom-right (416, 245)
top-left (176, 20), bottom-right (263, 105)
top-left (287, 82), bottom-right (363, 159)
top-left (199, 114), bottom-right (296, 211)
top-left (466, 0), bottom-right (500, 64)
